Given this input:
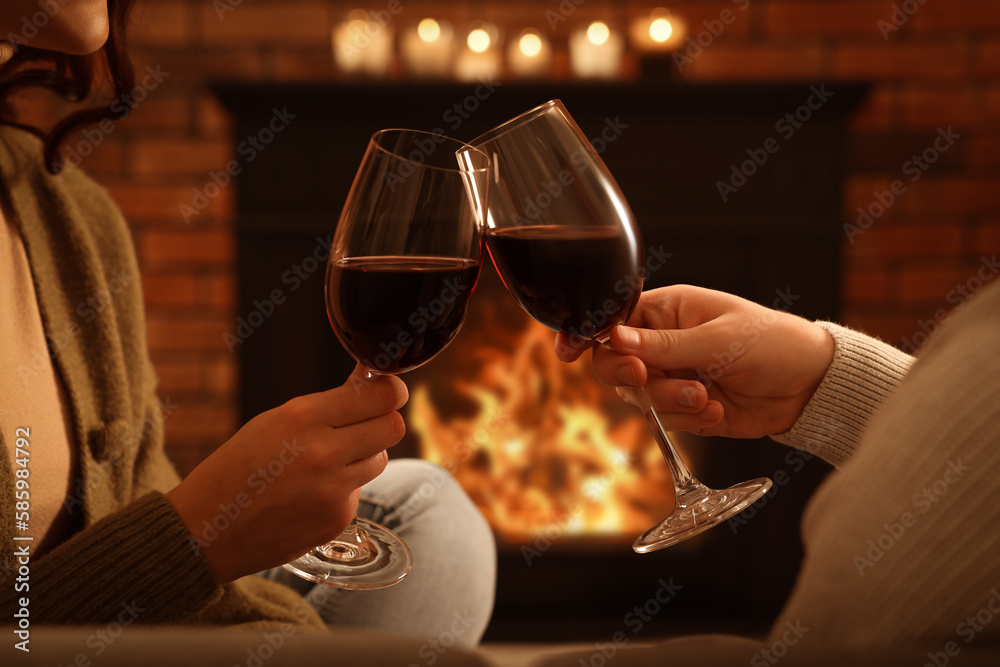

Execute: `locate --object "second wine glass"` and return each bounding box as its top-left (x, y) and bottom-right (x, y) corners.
top-left (463, 100), bottom-right (772, 552)
top-left (282, 129), bottom-right (490, 589)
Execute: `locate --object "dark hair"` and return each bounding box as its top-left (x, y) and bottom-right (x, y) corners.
top-left (0, 0), bottom-right (136, 174)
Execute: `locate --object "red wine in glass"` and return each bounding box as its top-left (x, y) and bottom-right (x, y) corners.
top-left (485, 225), bottom-right (642, 341)
top-left (326, 256), bottom-right (482, 374)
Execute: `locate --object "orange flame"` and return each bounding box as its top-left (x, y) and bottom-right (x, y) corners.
top-left (412, 318), bottom-right (676, 543)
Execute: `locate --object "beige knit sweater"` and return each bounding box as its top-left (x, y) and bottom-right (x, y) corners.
top-left (0, 126), bottom-right (324, 629)
top-left (769, 280), bottom-right (1000, 648)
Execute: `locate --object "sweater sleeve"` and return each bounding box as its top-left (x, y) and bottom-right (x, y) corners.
top-left (1, 491), bottom-right (222, 624)
top-left (770, 321), bottom-right (915, 468)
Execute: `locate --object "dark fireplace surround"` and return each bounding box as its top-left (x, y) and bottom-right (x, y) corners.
top-left (215, 82), bottom-right (866, 641)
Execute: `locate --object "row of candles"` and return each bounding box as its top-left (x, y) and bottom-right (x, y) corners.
top-left (333, 8), bottom-right (688, 81)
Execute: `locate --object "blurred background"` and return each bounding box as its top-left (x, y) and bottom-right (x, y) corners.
top-left (76, 0), bottom-right (998, 642)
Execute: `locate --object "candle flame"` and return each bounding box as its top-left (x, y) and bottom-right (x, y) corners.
top-left (468, 28), bottom-right (491, 53)
top-left (587, 21), bottom-right (610, 46)
top-left (649, 17), bottom-right (673, 43)
top-left (418, 18), bottom-right (441, 43)
top-left (519, 33), bottom-right (542, 58)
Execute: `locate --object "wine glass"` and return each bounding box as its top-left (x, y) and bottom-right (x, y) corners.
top-left (462, 100), bottom-right (772, 552)
top-left (282, 129), bottom-right (490, 588)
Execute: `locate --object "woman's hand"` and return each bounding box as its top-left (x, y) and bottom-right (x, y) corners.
top-left (165, 365), bottom-right (407, 583)
top-left (555, 285), bottom-right (834, 439)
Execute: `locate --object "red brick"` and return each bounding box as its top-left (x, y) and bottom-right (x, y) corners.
top-left (204, 357), bottom-right (239, 396)
top-left (898, 264), bottom-right (986, 303)
top-left (150, 355), bottom-right (238, 396)
top-left (902, 177), bottom-right (1000, 214)
top-left (74, 138), bottom-right (126, 177)
top-left (105, 184), bottom-right (234, 224)
top-left (142, 273), bottom-right (201, 309)
top-left (200, 2), bottom-right (333, 47)
top-left (765, 1), bottom-right (888, 37)
top-left (199, 274), bottom-right (237, 310)
top-left (968, 134), bottom-right (1000, 168)
top-left (850, 222), bottom-right (964, 260)
top-left (136, 230), bottom-right (236, 268)
top-left (844, 176), bottom-right (897, 217)
top-left (910, 0), bottom-right (1000, 32)
top-left (668, 3), bottom-right (753, 39)
top-left (850, 85), bottom-right (896, 131)
top-left (684, 45), bottom-right (825, 81)
top-left (988, 87), bottom-right (1000, 121)
top-left (973, 220), bottom-right (1000, 254)
top-left (131, 1), bottom-right (193, 49)
top-left (839, 310), bottom-right (927, 347)
top-left (833, 42), bottom-right (968, 80)
top-left (152, 50), bottom-right (266, 85)
top-left (146, 314), bottom-right (235, 352)
top-left (125, 53), bottom-right (180, 97)
top-left (163, 402), bottom-right (239, 445)
top-left (974, 41), bottom-right (1000, 78)
top-left (152, 358), bottom-right (207, 395)
top-left (843, 268), bottom-right (889, 306)
top-left (116, 95), bottom-right (192, 132)
top-left (899, 85), bottom-right (981, 131)
top-left (58, 122), bottom-right (121, 169)
top-left (195, 94), bottom-right (234, 136)
top-left (131, 138), bottom-right (233, 177)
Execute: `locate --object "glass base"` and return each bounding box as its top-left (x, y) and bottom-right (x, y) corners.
top-left (282, 518), bottom-right (413, 590)
top-left (633, 478), bottom-right (773, 553)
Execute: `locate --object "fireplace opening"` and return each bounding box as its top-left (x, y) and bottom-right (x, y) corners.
top-left (220, 81), bottom-right (867, 641)
top-left (411, 272), bottom-right (677, 545)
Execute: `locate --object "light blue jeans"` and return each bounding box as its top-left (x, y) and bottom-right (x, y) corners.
top-left (259, 459), bottom-right (496, 649)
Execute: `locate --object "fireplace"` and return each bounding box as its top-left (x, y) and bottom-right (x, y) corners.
top-left (216, 82), bottom-right (867, 640)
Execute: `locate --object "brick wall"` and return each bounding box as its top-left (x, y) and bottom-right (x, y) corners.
top-left (83, 0), bottom-right (999, 474)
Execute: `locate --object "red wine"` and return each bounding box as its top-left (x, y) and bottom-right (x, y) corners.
top-left (326, 256), bottom-right (481, 374)
top-left (485, 225), bottom-right (643, 340)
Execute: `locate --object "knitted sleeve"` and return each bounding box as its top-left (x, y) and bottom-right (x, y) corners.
top-left (770, 322), bottom-right (915, 468)
top-left (1, 492), bottom-right (222, 623)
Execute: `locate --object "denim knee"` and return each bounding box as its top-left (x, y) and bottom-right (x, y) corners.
top-left (362, 458), bottom-right (491, 534)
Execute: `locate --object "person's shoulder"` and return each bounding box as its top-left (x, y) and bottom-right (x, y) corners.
top-left (0, 124), bottom-right (122, 214)
top-left (920, 269), bottom-right (1000, 354)
top-left (0, 124), bottom-right (132, 253)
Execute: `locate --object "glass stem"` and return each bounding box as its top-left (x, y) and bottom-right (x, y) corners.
top-left (595, 336), bottom-right (707, 507)
top-left (630, 386), bottom-right (709, 508)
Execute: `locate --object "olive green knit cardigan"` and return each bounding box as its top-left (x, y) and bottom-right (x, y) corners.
top-left (0, 126), bottom-right (323, 629)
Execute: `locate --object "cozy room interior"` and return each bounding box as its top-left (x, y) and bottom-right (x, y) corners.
top-left (48, 0), bottom-right (998, 664)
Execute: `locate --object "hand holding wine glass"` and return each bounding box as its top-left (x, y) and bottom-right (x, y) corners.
top-left (464, 100), bottom-right (772, 552)
top-left (281, 129), bottom-right (490, 589)
top-left (555, 285), bottom-right (835, 439)
top-left (164, 365), bottom-right (407, 585)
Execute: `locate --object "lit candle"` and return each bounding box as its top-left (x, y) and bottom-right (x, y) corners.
top-left (455, 23), bottom-right (501, 82)
top-left (400, 18), bottom-right (454, 78)
top-left (630, 8), bottom-right (686, 52)
top-left (506, 28), bottom-right (552, 79)
top-left (569, 21), bottom-right (624, 79)
top-left (332, 9), bottom-right (393, 77)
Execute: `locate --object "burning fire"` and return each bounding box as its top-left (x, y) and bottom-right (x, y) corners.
top-left (412, 318), bottom-right (676, 543)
